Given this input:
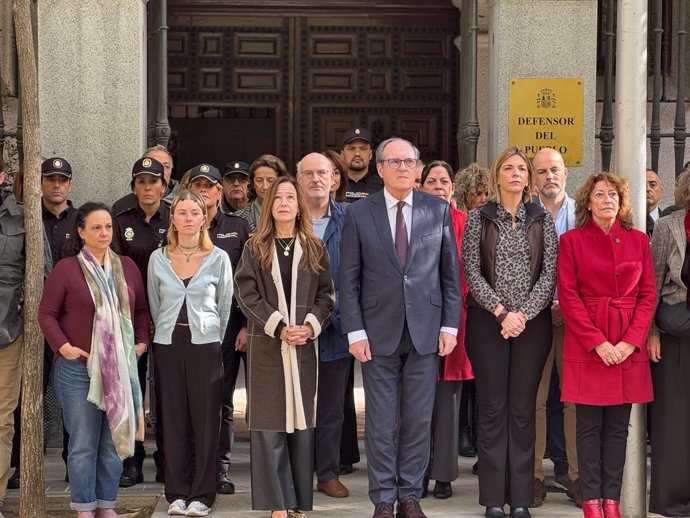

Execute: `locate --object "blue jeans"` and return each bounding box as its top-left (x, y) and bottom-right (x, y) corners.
top-left (54, 357), bottom-right (121, 511)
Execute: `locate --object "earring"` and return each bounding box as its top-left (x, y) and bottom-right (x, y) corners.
top-left (173, 224), bottom-right (177, 231)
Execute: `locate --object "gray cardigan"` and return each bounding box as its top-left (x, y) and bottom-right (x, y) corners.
top-left (147, 246), bottom-right (233, 344)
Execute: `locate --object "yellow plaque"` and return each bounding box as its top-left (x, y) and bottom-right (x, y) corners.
top-left (509, 78), bottom-right (584, 166)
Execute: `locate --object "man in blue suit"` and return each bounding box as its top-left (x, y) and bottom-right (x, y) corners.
top-left (339, 138), bottom-right (461, 518)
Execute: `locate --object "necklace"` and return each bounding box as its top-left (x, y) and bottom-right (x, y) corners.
top-left (177, 245), bottom-right (200, 262)
top-left (276, 237), bottom-right (296, 257)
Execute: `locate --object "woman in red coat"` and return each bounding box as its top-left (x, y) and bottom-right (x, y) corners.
top-left (558, 172), bottom-right (655, 518)
top-left (420, 160), bottom-right (474, 499)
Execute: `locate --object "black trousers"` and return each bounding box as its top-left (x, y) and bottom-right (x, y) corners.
top-left (122, 351), bottom-right (150, 472)
top-left (218, 306), bottom-right (247, 474)
top-left (250, 429), bottom-right (314, 511)
top-left (465, 306), bottom-right (552, 507)
top-left (154, 326), bottom-right (223, 507)
top-left (339, 357), bottom-right (360, 466)
top-left (649, 333), bottom-right (690, 516)
top-left (314, 356), bottom-right (351, 482)
top-left (576, 403), bottom-right (631, 501)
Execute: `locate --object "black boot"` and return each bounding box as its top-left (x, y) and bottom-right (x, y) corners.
top-left (458, 425), bottom-right (476, 457)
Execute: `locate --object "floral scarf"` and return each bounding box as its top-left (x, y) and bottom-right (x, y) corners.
top-left (77, 248), bottom-right (144, 459)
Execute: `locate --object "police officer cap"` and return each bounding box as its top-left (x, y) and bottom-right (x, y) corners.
top-left (341, 127), bottom-right (371, 146)
top-left (223, 161), bottom-right (250, 177)
top-left (189, 163), bottom-right (222, 185)
top-left (131, 157), bottom-right (164, 178)
top-left (41, 157), bottom-right (72, 178)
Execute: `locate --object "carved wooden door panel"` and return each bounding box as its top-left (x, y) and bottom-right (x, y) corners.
top-left (166, 3), bottom-right (459, 173)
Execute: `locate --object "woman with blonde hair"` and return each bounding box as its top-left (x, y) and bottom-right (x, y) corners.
top-left (147, 190), bottom-right (233, 517)
top-left (235, 176), bottom-right (334, 518)
top-left (462, 147), bottom-right (557, 518)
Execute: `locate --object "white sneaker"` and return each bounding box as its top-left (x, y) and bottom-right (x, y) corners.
top-left (168, 499), bottom-right (187, 515)
top-left (185, 501), bottom-right (210, 517)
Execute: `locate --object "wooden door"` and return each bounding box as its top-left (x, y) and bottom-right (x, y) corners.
top-left (167, 1), bottom-right (460, 174)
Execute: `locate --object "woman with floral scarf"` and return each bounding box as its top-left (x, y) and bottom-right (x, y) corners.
top-left (39, 202), bottom-right (150, 518)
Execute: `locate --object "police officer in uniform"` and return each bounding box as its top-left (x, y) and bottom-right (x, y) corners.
top-left (188, 164), bottom-right (250, 495)
top-left (111, 156), bottom-right (170, 486)
top-left (111, 145), bottom-right (179, 214)
top-left (7, 157), bottom-right (77, 489)
top-left (220, 161), bottom-right (250, 214)
top-left (341, 127), bottom-right (382, 203)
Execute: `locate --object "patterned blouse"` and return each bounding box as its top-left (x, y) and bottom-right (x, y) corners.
top-left (462, 202), bottom-right (558, 319)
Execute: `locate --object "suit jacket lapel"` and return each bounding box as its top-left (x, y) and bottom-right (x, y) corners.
top-left (405, 190), bottom-right (426, 271)
top-left (370, 190), bottom-right (403, 273)
top-left (670, 211), bottom-right (685, 253)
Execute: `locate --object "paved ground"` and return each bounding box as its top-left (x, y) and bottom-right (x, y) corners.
top-left (4, 442), bottom-right (590, 518)
top-left (2, 367), bottom-right (661, 517)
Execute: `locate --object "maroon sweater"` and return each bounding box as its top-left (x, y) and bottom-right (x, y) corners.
top-left (39, 255), bottom-right (150, 364)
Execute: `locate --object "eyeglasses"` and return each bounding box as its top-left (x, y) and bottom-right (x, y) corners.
top-left (300, 169), bottom-right (331, 179)
top-left (381, 158), bottom-right (418, 170)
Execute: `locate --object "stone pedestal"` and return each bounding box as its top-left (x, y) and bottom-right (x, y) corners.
top-left (487, 0), bottom-right (597, 189)
top-left (37, 0), bottom-right (147, 206)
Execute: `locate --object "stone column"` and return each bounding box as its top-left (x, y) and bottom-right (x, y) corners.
top-left (615, 2), bottom-right (648, 517)
top-left (486, 0), bottom-right (597, 189)
top-left (37, 0), bottom-right (147, 206)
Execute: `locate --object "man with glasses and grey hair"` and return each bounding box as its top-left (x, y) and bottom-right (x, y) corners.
top-left (295, 153), bottom-right (350, 498)
top-left (339, 137), bottom-right (461, 518)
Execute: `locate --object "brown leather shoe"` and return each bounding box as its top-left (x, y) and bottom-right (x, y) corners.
top-left (372, 502), bottom-right (395, 518)
top-left (566, 479), bottom-right (582, 508)
top-left (316, 478), bottom-right (349, 498)
top-left (396, 499), bottom-right (427, 518)
top-left (532, 478), bottom-right (546, 507)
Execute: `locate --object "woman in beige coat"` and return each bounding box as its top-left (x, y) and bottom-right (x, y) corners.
top-left (235, 176), bottom-right (334, 518)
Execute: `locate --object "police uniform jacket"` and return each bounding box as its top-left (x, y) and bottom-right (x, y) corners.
top-left (111, 202), bottom-right (170, 285)
top-left (42, 200), bottom-right (77, 264)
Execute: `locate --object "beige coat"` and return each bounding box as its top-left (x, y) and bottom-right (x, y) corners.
top-left (234, 238), bottom-right (334, 432)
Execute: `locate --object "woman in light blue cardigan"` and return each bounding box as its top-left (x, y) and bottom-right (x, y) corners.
top-left (147, 190), bottom-right (232, 517)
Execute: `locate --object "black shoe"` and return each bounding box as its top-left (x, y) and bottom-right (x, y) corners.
top-left (458, 426), bottom-right (476, 457)
top-left (510, 507), bottom-right (531, 518)
top-left (339, 463), bottom-right (354, 475)
top-left (485, 507), bottom-right (505, 518)
top-left (432, 480), bottom-right (452, 499)
top-left (155, 466), bottom-right (165, 483)
top-left (472, 461), bottom-right (479, 475)
top-left (216, 472), bottom-right (235, 494)
top-left (6, 468), bottom-right (19, 490)
top-left (119, 466), bottom-right (143, 487)
top-left (421, 476), bottom-right (429, 498)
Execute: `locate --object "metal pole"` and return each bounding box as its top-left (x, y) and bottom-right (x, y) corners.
top-left (649, 0), bottom-right (663, 173)
top-left (673, 0), bottom-right (687, 175)
top-left (615, 1), bottom-right (648, 516)
top-left (154, 0), bottom-right (170, 148)
top-left (600, 0), bottom-right (615, 171)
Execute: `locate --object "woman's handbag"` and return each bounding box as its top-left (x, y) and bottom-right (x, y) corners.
top-left (656, 301), bottom-right (690, 337)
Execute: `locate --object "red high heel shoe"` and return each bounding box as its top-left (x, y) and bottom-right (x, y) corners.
top-left (582, 499), bottom-right (603, 518)
top-left (602, 499), bottom-right (622, 518)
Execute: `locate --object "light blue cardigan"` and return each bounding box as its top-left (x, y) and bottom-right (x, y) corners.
top-left (147, 246), bottom-right (233, 344)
